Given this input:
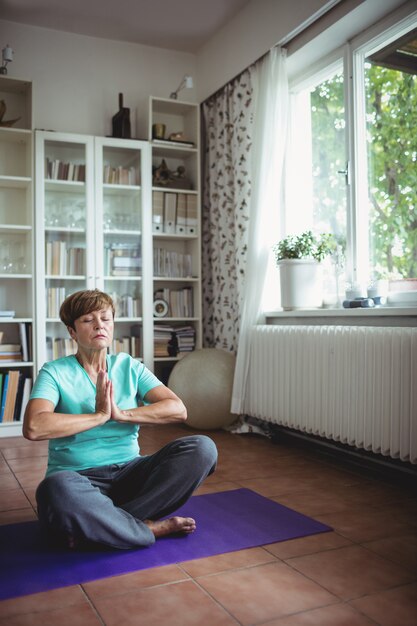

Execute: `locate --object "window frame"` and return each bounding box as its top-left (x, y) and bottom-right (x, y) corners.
top-left (286, 3), bottom-right (417, 301)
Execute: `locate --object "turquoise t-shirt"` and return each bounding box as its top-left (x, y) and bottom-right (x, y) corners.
top-left (30, 353), bottom-right (162, 475)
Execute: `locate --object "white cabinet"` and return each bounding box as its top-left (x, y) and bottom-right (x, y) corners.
top-left (0, 77), bottom-right (34, 436)
top-left (149, 97), bottom-right (202, 382)
top-left (35, 131), bottom-right (153, 370)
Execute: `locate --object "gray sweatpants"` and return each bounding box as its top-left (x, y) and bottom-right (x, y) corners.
top-left (36, 435), bottom-right (218, 550)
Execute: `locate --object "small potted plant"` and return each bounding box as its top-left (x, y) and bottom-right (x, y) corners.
top-left (273, 230), bottom-right (336, 310)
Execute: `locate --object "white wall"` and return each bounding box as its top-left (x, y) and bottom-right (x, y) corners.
top-left (195, 0), bottom-right (332, 101)
top-left (0, 20), bottom-right (196, 137)
top-left (0, 0), bottom-right (409, 133)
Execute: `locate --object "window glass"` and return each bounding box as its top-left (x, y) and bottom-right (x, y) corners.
top-left (287, 68), bottom-right (347, 305)
top-left (365, 55), bottom-right (417, 284)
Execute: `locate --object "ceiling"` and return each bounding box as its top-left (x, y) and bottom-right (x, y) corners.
top-left (0, 0), bottom-right (251, 53)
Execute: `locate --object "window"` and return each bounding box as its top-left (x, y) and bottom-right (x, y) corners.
top-left (285, 9), bottom-right (417, 306)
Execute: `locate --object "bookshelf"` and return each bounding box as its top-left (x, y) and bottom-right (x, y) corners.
top-left (0, 76), bottom-right (34, 436)
top-left (149, 97), bottom-right (202, 382)
top-left (35, 132), bottom-right (153, 369)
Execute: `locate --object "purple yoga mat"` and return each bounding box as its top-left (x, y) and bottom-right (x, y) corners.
top-left (0, 488), bottom-right (331, 600)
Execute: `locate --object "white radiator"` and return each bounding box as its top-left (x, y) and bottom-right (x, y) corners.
top-left (244, 325), bottom-right (417, 464)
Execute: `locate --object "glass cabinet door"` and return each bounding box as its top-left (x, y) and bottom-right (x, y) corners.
top-left (35, 132), bottom-right (94, 365)
top-left (95, 138), bottom-right (152, 364)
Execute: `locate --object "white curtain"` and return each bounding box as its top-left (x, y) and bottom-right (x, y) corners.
top-left (231, 47), bottom-right (289, 414)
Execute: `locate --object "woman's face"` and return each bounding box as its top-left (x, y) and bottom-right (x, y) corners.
top-left (69, 306), bottom-right (114, 351)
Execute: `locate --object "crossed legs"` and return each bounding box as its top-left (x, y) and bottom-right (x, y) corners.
top-left (36, 435), bottom-right (217, 550)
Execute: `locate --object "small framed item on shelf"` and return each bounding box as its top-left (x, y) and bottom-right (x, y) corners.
top-left (153, 299), bottom-right (169, 318)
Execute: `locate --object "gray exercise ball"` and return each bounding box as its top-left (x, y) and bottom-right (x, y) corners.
top-left (168, 348), bottom-right (238, 430)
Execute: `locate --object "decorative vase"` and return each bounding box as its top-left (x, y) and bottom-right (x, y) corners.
top-left (277, 259), bottom-right (323, 310)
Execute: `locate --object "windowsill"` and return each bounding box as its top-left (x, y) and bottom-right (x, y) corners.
top-left (264, 306), bottom-right (417, 327)
top-left (265, 307), bottom-right (417, 318)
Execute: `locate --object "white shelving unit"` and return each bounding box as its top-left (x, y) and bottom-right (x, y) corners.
top-left (149, 97), bottom-right (202, 383)
top-left (0, 76), bottom-right (34, 436)
top-left (35, 131), bottom-right (153, 370)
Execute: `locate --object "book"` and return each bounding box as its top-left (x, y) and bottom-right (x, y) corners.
top-left (19, 322), bottom-right (29, 361)
top-left (12, 373), bottom-right (25, 421)
top-left (0, 374), bottom-right (8, 422)
top-left (152, 138), bottom-right (195, 148)
top-left (186, 195), bottom-right (198, 235)
top-left (0, 344), bottom-right (21, 352)
top-left (0, 310), bottom-right (15, 318)
top-left (18, 378), bottom-right (32, 422)
top-left (152, 191), bottom-right (164, 233)
top-left (2, 370), bottom-right (20, 422)
top-left (164, 192), bottom-right (177, 234)
top-left (176, 193), bottom-right (187, 234)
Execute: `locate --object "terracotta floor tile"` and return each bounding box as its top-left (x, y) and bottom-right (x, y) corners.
top-left (92, 579), bottom-right (238, 626)
top-left (260, 602), bottom-right (376, 625)
top-left (288, 544), bottom-right (414, 600)
top-left (12, 469), bottom-right (45, 489)
top-left (7, 457), bottom-right (47, 473)
top-left (0, 602), bottom-right (102, 626)
top-left (83, 564), bottom-right (189, 600)
top-left (272, 489), bottom-right (355, 516)
top-left (180, 546), bottom-right (277, 577)
top-left (350, 582), bottom-right (417, 626)
top-left (197, 561), bottom-right (337, 625)
top-left (363, 533), bottom-right (417, 572)
top-left (0, 488), bottom-right (31, 511)
top-left (265, 531), bottom-right (352, 560)
top-left (0, 586), bottom-right (86, 619)
top-left (0, 508), bottom-right (37, 525)
top-left (316, 504), bottom-right (415, 542)
top-left (237, 475), bottom-right (325, 497)
top-left (194, 480), bottom-right (241, 495)
top-left (0, 474), bottom-right (21, 491)
top-left (1, 443), bottom-right (48, 460)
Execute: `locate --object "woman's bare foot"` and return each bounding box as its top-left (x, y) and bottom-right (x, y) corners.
top-left (144, 516), bottom-right (196, 538)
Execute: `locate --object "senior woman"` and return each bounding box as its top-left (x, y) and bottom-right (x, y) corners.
top-left (23, 289), bottom-right (217, 550)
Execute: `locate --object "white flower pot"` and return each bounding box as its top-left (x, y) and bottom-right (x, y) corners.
top-left (277, 259), bottom-right (323, 310)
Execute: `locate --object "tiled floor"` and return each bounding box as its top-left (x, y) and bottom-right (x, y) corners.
top-left (0, 423), bottom-right (416, 625)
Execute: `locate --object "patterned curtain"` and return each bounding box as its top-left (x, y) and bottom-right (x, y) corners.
top-left (201, 69), bottom-right (255, 352)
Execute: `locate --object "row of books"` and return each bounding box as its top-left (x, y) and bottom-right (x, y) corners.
top-left (152, 192), bottom-right (198, 235)
top-left (104, 243), bottom-right (141, 277)
top-left (45, 158), bottom-right (86, 182)
top-left (0, 324), bottom-right (32, 362)
top-left (153, 247), bottom-right (193, 278)
top-left (45, 241), bottom-right (85, 276)
top-left (0, 371), bottom-right (32, 423)
top-left (47, 287), bottom-right (66, 319)
top-left (46, 337), bottom-right (77, 361)
top-left (110, 293), bottom-right (142, 318)
top-left (154, 287), bottom-right (194, 318)
top-left (110, 337), bottom-right (141, 358)
top-left (103, 165), bottom-right (138, 186)
top-left (154, 325), bottom-right (196, 357)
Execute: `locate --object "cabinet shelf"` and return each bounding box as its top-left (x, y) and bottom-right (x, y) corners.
top-left (105, 275), bottom-right (142, 281)
top-left (103, 184), bottom-right (141, 194)
top-left (0, 318), bottom-right (32, 323)
top-left (45, 180), bottom-right (85, 193)
top-left (104, 229), bottom-right (141, 236)
top-left (45, 227), bottom-right (85, 234)
top-left (0, 361), bottom-right (34, 368)
top-left (45, 274), bottom-right (86, 280)
top-left (0, 175), bottom-right (32, 189)
top-left (0, 273), bottom-right (32, 279)
top-left (0, 224), bottom-right (32, 231)
top-left (153, 276), bottom-right (198, 282)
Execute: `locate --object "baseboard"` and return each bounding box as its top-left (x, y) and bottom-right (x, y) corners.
top-left (269, 425), bottom-right (417, 489)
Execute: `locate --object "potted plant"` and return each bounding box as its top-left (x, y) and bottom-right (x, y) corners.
top-left (273, 230), bottom-right (336, 310)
